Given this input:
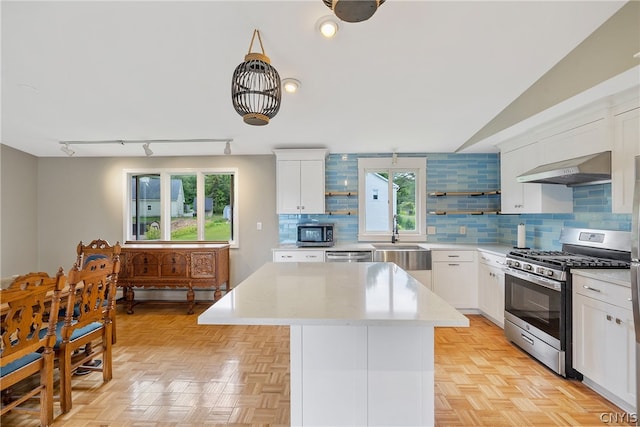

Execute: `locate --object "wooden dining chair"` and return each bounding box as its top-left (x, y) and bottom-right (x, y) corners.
top-left (1, 269), bottom-right (65, 426)
top-left (54, 256), bottom-right (119, 413)
top-left (76, 239), bottom-right (121, 344)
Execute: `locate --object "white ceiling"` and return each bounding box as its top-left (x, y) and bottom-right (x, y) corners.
top-left (0, 0), bottom-right (633, 157)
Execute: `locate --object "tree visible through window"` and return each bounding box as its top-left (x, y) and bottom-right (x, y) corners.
top-left (358, 157), bottom-right (426, 241)
top-left (127, 170), bottom-right (237, 244)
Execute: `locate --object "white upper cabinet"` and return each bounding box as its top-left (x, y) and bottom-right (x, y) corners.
top-left (500, 142), bottom-right (573, 214)
top-left (499, 89), bottom-right (638, 214)
top-left (274, 149), bottom-right (328, 215)
top-left (612, 106), bottom-right (640, 213)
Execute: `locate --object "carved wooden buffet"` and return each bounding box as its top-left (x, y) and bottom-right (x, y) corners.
top-left (118, 243), bottom-right (230, 314)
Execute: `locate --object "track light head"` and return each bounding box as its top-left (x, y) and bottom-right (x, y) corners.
top-left (60, 143), bottom-right (75, 157)
top-left (224, 141), bottom-right (231, 155)
top-left (143, 143), bottom-right (153, 156)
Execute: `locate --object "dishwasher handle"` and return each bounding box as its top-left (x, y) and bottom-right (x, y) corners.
top-left (325, 251), bottom-right (373, 262)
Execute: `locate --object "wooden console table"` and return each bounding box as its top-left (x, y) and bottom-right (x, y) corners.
top-left (118, 243), bottom-right (230, 314)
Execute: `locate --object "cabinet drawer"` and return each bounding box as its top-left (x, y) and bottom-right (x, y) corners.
top-left (574, 274), bottom-right (631, 310)
top-left (273, 250), bottom-right (325, 263)
top-left (131, 253), bottom-right (160, 276)
top-left (160, 252), bottom-right (188, 277)
top-left (432, 250), bottom-right (475, 263)
top-left (478, 251), bottom-right (506, 267)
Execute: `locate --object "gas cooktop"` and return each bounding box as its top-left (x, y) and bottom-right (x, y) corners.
top-left (507, 249), bottom-right (630, 269)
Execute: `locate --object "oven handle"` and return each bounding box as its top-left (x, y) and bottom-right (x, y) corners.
top-left (505, 268), bottom-right (563, 292)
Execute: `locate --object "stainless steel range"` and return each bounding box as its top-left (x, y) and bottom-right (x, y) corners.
top-left (504, 227), bottom-right (631, 378)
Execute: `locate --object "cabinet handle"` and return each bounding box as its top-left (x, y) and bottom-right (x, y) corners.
top-left (616, 318), bottom-right (622, 325)
top-left (447, 255), bottom-right (460, 258)
top-left (448, 263), bottom-right (460, 266)
top-left (583, 285), bottom-right (601, 293)
top-left (606, 314), bottom-right (612, 321)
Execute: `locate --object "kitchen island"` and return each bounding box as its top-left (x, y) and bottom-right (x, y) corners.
top-left (198, 262), bottom-right (468, 427)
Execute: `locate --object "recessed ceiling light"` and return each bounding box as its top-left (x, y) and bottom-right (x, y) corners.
top-left (282, 78), bottom-right (301, 94)
top-left (317, 16), bottom-right (339, 39)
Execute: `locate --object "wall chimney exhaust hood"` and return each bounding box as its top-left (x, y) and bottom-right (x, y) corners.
top-left (517, 151), bottom-right (611, 186)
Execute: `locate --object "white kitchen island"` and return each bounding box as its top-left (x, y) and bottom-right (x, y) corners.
top-left (198, 262), bottom-right (468, 427)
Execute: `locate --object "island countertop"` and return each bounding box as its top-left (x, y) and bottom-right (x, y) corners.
top-left (198, 261), bottom-right (468, 327)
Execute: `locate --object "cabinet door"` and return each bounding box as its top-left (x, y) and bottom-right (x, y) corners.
top-left (277, 160), bottom-right (303, 214)
top-left (500, 149), bottom-right (525, 213)
top-left (573, 292), bottom-right (636, 407)
top-left (299, 160), bottom-right (325, 214)
top-left (612, 107), bottom-right (640, 213)
top-left (500, 144), bottom-right (572, 214)
top-left (478, 262), bottom-right (493, 315)
top-left (478, 261), bottom-right (505, 327)
top-left (433, 261), bottom-right (478, 309)
top-left (573, 292), bottom-right (608, 385)
top-left (494, 268), bottom-right (505, 327)
top-left (538, 119), bottom-right (609, 163)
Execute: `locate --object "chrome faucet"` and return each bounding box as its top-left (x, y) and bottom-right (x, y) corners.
top-left (391, 214), bottom-right (399, 243)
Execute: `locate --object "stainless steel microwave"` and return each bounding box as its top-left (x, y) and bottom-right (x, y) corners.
top-left (297, 223), bottom-right (334, 247)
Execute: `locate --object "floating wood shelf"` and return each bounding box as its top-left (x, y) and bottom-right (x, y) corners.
top-left (325, 210), bottom-right (358, 216)
top-left (428, 210), bottom-right (501, 215)
top-left (325, 191), bottom-right (358, 196)
top-left (429, 190), bottom-right (501, 197)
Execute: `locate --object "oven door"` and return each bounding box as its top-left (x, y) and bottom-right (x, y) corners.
top-left (505, 269), bottom-right (563, 343)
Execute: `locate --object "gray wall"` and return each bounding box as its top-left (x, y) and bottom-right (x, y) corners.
top-left (1, 147), bottom-right (279, 285)
top-left (1, 145), bottom-right (39, 277)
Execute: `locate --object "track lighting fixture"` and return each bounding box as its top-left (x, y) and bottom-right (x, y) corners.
top-left (143, 143), bottom-right (153, 156)
top-left (58, 138), bottom-right (233, 156)
top-left (60, 143), bottom-right (75, 157)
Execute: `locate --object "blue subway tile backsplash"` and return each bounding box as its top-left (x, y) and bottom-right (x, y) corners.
top-left (278, 153), bottom-right (632, 249)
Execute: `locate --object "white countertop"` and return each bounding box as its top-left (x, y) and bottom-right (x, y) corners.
top-left (274, 242), bottom-right (512, 256)
top-left (198, 262), bottom-right (469, 327)
top-left (571, 268), bottom-right (631, 287)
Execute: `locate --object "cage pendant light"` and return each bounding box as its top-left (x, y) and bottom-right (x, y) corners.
top-left (322, 0), bottom-right (385, 23)
top-left (231, 29), bottom-right (281, 126)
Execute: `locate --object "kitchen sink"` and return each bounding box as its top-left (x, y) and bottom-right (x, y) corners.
top-left (372, 244), bottom-right (424, 250)
top-left (372, 244), bottom-right (431, 270)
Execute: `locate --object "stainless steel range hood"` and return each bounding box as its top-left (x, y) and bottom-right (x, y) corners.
top-left (517, 151), bottom-right (611, 186)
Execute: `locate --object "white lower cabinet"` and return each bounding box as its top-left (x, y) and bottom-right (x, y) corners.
top-left (477, 251), bottom-right (505, 327)
top-left (573, 273), bottom-right (635, 411)
top-left (432, 250), bottom-right (478, 309)
top-left (273, 249), bottom-right (325, 263)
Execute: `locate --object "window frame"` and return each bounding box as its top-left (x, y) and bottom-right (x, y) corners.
top-left (123, 168), bottom-right (239, 247)
top-left (357, 157), bottom-right (426, 242)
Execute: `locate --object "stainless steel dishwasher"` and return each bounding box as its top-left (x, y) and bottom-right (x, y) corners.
top-left (325, 250), bottom-right (373, 262)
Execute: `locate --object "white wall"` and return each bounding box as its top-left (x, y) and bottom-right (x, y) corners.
top-left (1, 148), bottom-right (279, 285)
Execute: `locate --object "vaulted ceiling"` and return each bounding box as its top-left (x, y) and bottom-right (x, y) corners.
top-left (2, 1), bottom-right (637, 157)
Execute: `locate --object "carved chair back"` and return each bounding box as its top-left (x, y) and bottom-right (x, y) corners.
top-left (1, 268), bottom-right (65, 425)
top-left (63, 257), bottom-right (119, 337)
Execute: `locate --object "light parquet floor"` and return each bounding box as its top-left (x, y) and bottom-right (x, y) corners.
top-left (1, 307), bottom-right (631, 426)
top-left (435, 315), bottom-right (632, 427)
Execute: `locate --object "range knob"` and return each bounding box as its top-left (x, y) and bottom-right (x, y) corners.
top-left (525, 264), bottom-right (533, 271)
top-left (547, 270), bottom-right (555, 277)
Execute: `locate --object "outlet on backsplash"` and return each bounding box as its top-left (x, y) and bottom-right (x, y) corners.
top-left (459, 226), bottom-right (466, 234)
top-left (427, 226), bottom-right (436, 235)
